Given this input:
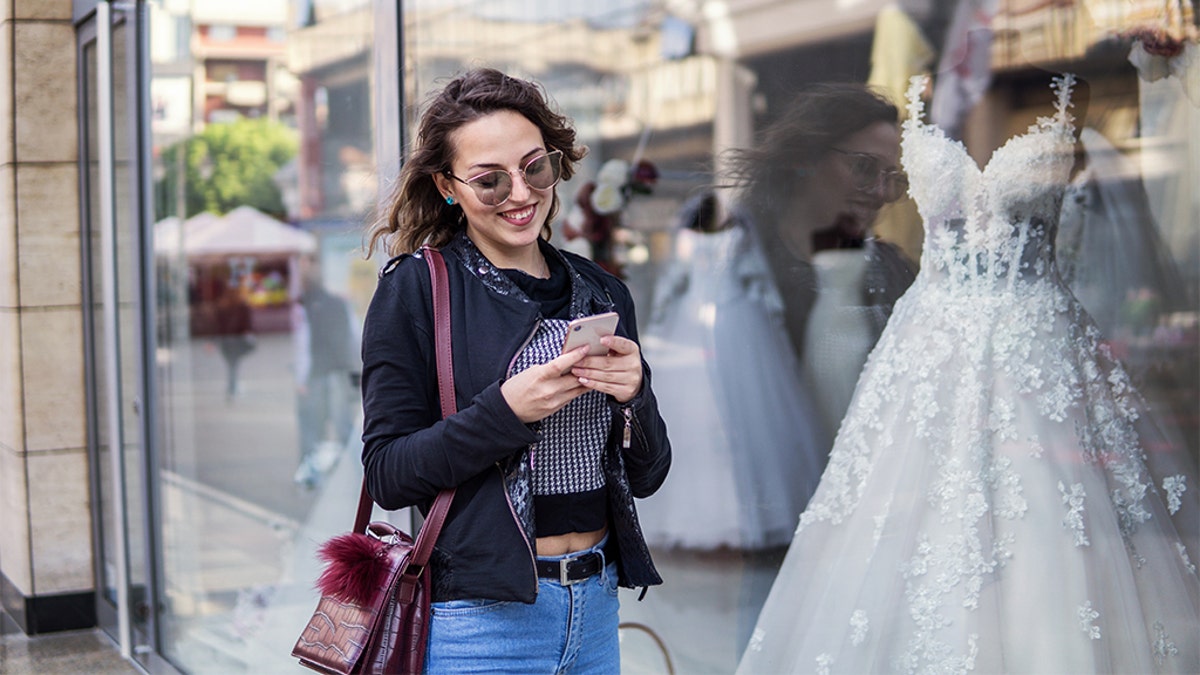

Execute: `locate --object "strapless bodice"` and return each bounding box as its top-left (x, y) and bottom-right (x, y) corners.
top-left (903, 74), bottom-right (1077, 288)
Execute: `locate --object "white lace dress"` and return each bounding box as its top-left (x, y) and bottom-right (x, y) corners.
top-left (639, 225), bottom-right (830, 550)
top-left (737, 75), bottom-right (1200, 674)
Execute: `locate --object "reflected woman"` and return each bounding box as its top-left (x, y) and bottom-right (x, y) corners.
top-left (724, 82), bottom-right (917, 437)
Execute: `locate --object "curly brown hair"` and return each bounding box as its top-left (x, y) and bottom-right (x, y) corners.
top-left (366, 68), bottom-right (587, 257)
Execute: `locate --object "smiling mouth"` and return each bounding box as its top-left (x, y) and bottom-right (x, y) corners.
top-left (500, 204), bottom-right (537, 222)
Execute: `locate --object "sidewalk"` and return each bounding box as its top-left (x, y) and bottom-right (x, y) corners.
top-left (0, 628), bottom-right (138, 675)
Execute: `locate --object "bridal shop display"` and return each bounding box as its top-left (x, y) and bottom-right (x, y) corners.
top-left (638, 194), bottom-right (830, 550)
top-left (738, 74), bottom-right (1199, 674)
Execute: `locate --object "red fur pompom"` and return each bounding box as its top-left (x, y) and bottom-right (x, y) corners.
top-left (315, 533), bottom-right (393, 605)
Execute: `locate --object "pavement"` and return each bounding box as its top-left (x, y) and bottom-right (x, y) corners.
top-left (0, 629), bottom-right (139, 675)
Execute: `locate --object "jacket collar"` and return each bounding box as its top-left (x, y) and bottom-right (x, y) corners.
top-left (446, 231), bottom-right (603, 319)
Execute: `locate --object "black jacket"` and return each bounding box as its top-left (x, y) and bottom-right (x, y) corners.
top-left (361, 233), bottom-right (671, 603)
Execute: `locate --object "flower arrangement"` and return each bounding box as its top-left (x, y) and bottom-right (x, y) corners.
top-left (586, 158), bottom-right (660, 214)
top-left (1120, 26), bottom-right (1198, 103)
top-left (564, 158), bottom-right (659, 277)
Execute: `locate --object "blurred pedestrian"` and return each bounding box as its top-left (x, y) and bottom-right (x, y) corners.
top-left (214, 279), bottom-right (255, 402)
top-left (292, 254), bottom-right (358, 489)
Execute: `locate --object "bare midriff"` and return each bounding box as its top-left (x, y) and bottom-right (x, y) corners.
top-left (535, 525), bottom-right (607, 557)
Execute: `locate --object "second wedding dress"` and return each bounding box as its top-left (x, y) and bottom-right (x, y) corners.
top-left (738, 75), bottom-right (1199, 674)
top-left (639, 220), bottom-right (829, 550)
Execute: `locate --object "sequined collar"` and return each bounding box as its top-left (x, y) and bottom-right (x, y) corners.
top-left (445, 232), bottom-right (595, 319)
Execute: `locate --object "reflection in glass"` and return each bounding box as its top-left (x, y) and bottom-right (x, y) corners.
top-left (126, 0), bottom-right (1200, 672)
top-left (148, 1), bottom-right (378, 671)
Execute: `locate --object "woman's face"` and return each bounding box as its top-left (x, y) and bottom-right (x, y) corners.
top-left (805, 120), bottom-right (901, 238)
top-left (434, 110), bottom-right (554, 266)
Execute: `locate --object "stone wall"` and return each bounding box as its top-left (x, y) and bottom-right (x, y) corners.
top-left (0, 0), bottom-right (94, 635)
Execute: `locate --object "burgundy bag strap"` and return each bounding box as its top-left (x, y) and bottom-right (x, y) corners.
top-left (409, 247), bottom-right (457, 566)
top-left (353, 247), bottom-right (456, 567)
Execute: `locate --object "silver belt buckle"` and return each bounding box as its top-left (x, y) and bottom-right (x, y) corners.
top-left (559, 552), bottom-right (586, 586)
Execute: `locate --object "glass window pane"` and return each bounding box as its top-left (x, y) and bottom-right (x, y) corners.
top-left (394, 2), bottom-right (1200, 673)
top-left (149, 1), bottom-right (377, 670)
top-left (135, 0), bottom-right (1200, 671)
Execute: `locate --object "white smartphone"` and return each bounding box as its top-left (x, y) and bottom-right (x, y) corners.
top-left (561, 311), bottom-right (620, 356)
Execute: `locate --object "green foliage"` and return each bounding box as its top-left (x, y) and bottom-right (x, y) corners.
top-left (156, 117), bottom-right (298, 221)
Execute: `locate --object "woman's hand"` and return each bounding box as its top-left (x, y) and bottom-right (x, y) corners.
top-left (501, 347), bottom-right (591, 423)
top-left (571, 335), bottom-right (643, 403)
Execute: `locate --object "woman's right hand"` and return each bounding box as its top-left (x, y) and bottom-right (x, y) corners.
top-left (501, 346), bottom-right (591, 423)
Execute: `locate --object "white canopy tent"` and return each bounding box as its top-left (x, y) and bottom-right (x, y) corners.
top-left (154, 207), bottom-right (317, 335)
top-left (154, 206), bottom-right (315, 258)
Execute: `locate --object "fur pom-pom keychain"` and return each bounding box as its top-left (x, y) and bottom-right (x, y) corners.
top-left (314, 533), bottom-right (394, 606)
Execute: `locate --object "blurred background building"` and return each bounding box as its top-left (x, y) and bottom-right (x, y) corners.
top-left (1, 0), bottom-right (1195, 672)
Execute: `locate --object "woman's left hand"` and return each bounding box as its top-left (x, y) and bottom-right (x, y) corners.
top-left (571, 335), bottom-right (643, 403)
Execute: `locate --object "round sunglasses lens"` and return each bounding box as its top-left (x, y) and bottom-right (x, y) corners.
top-left (888, 175), bottom-right (908, 201)
top-left (525, 153), bottom-right (562, 190)
top-left (471, 172), bottom-right (511, 206)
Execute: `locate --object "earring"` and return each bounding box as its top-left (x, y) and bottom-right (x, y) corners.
top-left (445, 195), bottom-right (456, 205)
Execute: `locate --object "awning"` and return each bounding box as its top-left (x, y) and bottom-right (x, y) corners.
top-left (154, 206), bottom-right (316, 258)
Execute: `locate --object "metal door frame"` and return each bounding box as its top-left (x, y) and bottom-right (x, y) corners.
top-left (76, 1), bottom-right (167, 669)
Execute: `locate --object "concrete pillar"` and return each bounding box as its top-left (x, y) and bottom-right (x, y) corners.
top-left (0, 0), bottom-right (95, 635)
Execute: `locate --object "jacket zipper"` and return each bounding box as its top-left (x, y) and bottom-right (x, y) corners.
top-left (621, 406), bottom-right (633, 448)
top-left (501, 316), bottom-right (542, 594)
top-left (508, 316), bottom-right (542, 469)
top-left (497, 469), bottom-right (540, 596)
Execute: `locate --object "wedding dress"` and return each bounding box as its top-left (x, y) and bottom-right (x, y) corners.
top-left (737, 74), bottom-right (1199, 674)
top-left (639, 222), bottom-right (830, 550)
top-left (1057, 126), bottom-right (1189, 341)
top-left (803, 249), bottom-right (884, 438)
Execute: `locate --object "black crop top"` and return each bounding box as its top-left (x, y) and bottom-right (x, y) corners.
top-left (502, 253), bottom-right (610, 537)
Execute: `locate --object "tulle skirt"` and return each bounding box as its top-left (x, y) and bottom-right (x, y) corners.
top-left (738, 277), bottom-right (1200, 673)
top-left (640, 282), bottom-right (830, 551)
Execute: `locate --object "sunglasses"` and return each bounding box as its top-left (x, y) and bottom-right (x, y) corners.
top-left (444, 150), bottom-right (564, 207)
top-left (831, 148), bottom-right (909, 202)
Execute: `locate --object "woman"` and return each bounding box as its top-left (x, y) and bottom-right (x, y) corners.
top-left (214, 279), bottom-right (255, 401)
top-left (360, 68), bottom-right (671, 673)
top-left (724, 83), bottom-right (917, 438)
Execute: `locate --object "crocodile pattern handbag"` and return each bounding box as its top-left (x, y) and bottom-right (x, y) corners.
top-left (291, 247), bottom-right (456, 675)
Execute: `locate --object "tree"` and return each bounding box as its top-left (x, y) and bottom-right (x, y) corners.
top-left (156, 117), bottom-right (298, 221)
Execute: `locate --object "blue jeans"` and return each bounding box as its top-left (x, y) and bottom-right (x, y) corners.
top-left (424, 538), bottom-right (620, 674)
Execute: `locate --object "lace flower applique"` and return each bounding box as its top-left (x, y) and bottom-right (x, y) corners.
top-left (1078, 601), bottom-right (1102, 640)
top-left (1153, 621), bottom-right (1179, 665)
top-left (1059, 481), bottom-right (1090, 546)
top-left (1163, 475), bottom-right (1186, 514)
top-left (849, 610), bottom-right (869, 646)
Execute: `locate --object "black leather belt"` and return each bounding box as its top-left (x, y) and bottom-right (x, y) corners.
top-left (536, 550), bottom-right (604, 585)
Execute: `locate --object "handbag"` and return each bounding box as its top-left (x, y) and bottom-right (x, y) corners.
top-left (292, 247), bottom-right (457, 675)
